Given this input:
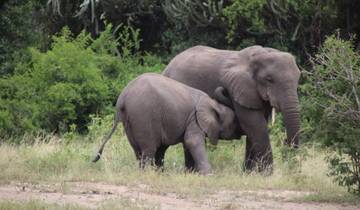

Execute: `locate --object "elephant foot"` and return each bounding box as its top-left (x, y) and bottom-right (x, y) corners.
top-left (243, 159), bottom-right (273, 176)
top-left (184, 165), bottom-right (212, 175)
top-left (198, 168), bottom-right (212, 175)
top-left (184, 167), bottom-right (195, 173)
top-left (184, 167), bottom-right (211, 175)
top-left (243, 159), bottom-right (256, 172)
top-left (258, 155), bottom-right (274, 175)
top-left (259, 166), bottom-right (273, 176)
top-left (155, 165), bottom-right (165, 173)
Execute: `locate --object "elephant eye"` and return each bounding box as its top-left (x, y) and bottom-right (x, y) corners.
top-left (265, 76), bottom-right (273, 83)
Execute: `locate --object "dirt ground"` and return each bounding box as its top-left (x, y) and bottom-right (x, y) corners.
top-left (0, 181), bottom-right (358, 210)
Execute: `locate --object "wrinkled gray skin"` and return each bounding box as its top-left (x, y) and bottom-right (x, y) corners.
top-left (163, 45), bottom-right (301, 172)
top-left (93, 73), bottom-right (238, 175)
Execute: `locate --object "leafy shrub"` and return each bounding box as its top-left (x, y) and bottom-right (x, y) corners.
top-left (163, 0), bottom-right (225, 30)
top-left (22, 27), bottom-right (111, 133)
top-left (0, 24), bottom-right (165, 139)
top-left (304, 35), bottom-right (360, 195)
top-left (223, 0), bottom-right (266, 43)
top-left (0, 0), bottom-right (46, 76)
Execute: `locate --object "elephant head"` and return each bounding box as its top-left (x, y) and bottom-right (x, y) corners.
top-left (196, 96), bottom-right (237, 145)
top-left (220, 48), bottom-right (301, 147)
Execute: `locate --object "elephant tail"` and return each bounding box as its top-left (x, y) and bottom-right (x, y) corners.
top-left (92, 110), bottom-right (121, 163)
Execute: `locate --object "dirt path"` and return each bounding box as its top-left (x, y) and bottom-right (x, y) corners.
top-left (0, 182), bottom-right (358, 209)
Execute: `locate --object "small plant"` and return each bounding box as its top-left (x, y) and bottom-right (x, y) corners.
top-left (327, 153), bottom-right (360, 195)
top-left (269, 115), bottom-right (309, 173)
top-left (87, 114), bottom-right (117, 142)
top-left (279, 145), bottom-right (307, 174)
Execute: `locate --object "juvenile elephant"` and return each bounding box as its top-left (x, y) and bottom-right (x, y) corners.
top-left (92, 73), bottom-right (238, 174)
top-left (163, 45), bottom-right (301, 172)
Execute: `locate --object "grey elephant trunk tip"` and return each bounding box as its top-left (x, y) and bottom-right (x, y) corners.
top-left (214, 86), bottom-right (232, 108)
top-left (92, 153), bottom-right (101, 163)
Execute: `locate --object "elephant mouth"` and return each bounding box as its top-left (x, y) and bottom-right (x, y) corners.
top-left (219, 130), bottom-right (226, 139)
top-left (269, 100), bottom-right (280, 112)
top-left (273, 106), bottom-right (280, 112)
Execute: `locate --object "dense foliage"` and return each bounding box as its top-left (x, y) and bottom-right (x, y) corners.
top-left (0, 24), bottom-right (164, 138)
top-left (303, 35), bottom-right (360, 194)
top-left (18, 0), bottom-right (359, 60)
top-left (0, 0), bottom-right (46, 75)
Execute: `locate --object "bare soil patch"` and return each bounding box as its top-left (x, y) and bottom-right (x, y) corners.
top-left (0, 182), bottom-right (358, 209)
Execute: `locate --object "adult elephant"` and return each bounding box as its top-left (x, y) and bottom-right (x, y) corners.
top-left (163, 45), bottom-right (301, 172)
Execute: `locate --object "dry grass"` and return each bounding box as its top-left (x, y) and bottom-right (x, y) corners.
top-left (0, 198), bottom-right (158, 210)
top-left (1, 117), bottom-right (359, 207)
top-left (0, 130), bottom-right (357, 206)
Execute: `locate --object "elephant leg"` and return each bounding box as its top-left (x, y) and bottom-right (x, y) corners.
top-left (139, 148), bottom-right (156, 169)
top-left (155, 145), bottom-right (169, 170)
top-left (244, 136), bottom-right (256, 171)
top-left (234, 103), bottom-right (273, 173)
top-left (183, 139), bottom-right (211, 175)
top-left (122, 121), bottom-right (142, 161)
top-left (183, 144), bottom-right (195, 172)
top-left (128, 140), bottom-right (141, 161)
top-left (183, 126), bottom-right (211, 175)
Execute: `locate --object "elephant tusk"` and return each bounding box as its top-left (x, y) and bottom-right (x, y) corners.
top-left (271, 107), bottom-right (276, 126)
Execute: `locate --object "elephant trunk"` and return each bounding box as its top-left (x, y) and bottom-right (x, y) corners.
top-left (214, 86), bottom-right (232, 107)
top-left (281, 92), bottom-right (300, 148)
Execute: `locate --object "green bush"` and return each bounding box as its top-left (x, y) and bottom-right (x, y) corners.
top-left (304, 35), bottom-right (360, 195)
top-left (223, 0), bottom-right (267, 43)
top-left (0, 0), bottom-right (47, 76)
top-left (0, 24), bottom-right (165, 139)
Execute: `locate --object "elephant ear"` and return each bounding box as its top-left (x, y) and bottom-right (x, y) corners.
top-left (225, 67), bottom-right (263, 109)
top-left (195, 97), bottom-right (221, 145)
top-left (223, 49), bottom-right (272, 109)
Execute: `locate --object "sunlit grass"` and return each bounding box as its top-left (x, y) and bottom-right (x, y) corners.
top-left (1, 116), bottom-right (359, 206)
top-left (1, 129), bottom-right (357, 206)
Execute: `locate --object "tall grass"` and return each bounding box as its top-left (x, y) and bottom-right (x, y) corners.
top-left (1, 113), bottom-right (358, 204)
top-left (0, 125), bottom-right (354, 204)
